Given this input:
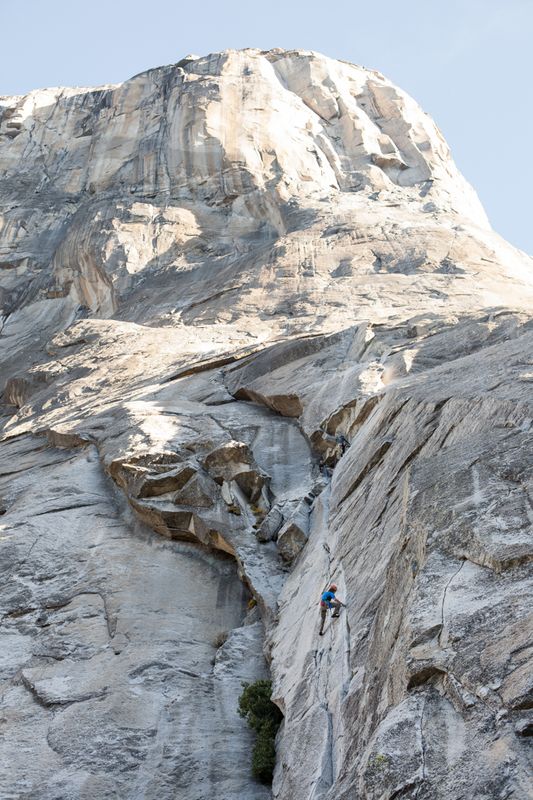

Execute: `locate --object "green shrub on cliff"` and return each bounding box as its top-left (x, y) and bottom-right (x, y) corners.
top-left (238, 680), bottom-right (283, 783)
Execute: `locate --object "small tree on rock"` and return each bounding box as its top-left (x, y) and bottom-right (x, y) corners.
top-left (238, 680), bottom-right (283, 783)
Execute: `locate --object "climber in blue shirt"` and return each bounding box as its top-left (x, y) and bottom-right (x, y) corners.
top-left (319, 583), bottom-right (345, 635)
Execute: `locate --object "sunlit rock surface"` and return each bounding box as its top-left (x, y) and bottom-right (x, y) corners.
top-left (0, 48), bottom-right (532, 799)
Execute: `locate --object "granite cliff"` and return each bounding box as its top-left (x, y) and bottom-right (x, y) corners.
top-left (0, 48), bottom-right (532, 799)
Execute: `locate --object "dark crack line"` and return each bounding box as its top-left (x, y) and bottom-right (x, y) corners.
top-left (337, 439), bottom-right (392, 506)
top-left (20, 674), bottom-right (50, 709)
top-left (0, 448), bottom-right (81, 478)
top-left (414, 696), bottom-right (427, 797)
top-left (21, 674), bottom-right (107, 709)
top-left (3, 535), bottom-right (40, 585)
top-left (32, 501), bottom-right (101, 517)
top-left (0, 311), bottom-right (11, 336)
top-left (438, 560), bottom-right (465, 647)
top-left (25, 536), bottom-right (39, 560)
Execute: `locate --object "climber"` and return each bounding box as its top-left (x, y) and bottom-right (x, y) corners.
top-left (319, 458), bottom-right (333, 478)
top-left (336, 434), bottom-right (349, 456)
top-left (319, 583), bottom-right (345, 635)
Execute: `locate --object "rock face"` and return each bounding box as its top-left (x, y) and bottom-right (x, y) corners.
top-left (0, 48), bottom-right (531, 799)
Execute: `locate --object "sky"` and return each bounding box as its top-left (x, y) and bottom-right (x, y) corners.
top-left (1, 0), bottom-right (532, 254)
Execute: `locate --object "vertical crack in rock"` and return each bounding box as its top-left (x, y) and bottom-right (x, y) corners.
top-left (414, 696), bottom-right (427, 798)
top-left (438, 560), bottom-right (465, 649)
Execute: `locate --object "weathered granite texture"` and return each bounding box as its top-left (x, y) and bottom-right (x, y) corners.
top-left (0, 48), bottom-right (532, 799)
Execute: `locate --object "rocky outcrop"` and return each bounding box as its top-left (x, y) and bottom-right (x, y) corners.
top-left (0, 48), bottom-right (531, 799)
top-left (268, 316), bottom-right (533, 800)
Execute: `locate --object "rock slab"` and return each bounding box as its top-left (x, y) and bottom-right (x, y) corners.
top-left (0, 48), bottom-right (532, 800)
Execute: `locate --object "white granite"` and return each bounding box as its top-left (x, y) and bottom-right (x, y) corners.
top-left (1, 48), bottom-right (532, 800)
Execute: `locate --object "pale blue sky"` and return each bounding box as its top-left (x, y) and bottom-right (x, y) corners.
top-left (1, 0), bottom-right (532, 254)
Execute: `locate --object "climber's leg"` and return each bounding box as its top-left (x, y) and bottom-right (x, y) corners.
top-left (319, 605), bottom-right (327, 635)
top-left (331, 599), bottom-right (342, 618)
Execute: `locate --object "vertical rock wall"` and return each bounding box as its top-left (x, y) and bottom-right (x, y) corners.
top-left (1, 48), bottom-right (532, 799)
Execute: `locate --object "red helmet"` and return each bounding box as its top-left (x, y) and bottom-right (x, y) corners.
top-left (329, 584), bottom-right (337, 591)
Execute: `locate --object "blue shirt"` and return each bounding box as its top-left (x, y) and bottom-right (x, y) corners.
top-left (321, 591), bottom-right (336, 608)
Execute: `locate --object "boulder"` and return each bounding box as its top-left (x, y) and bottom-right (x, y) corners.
top-left (256, 507), bottom-right (284, 543)
top-left (276, 501), bottom-right (311, 562)
top-left (203, 441), bottom-right (252, 483)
